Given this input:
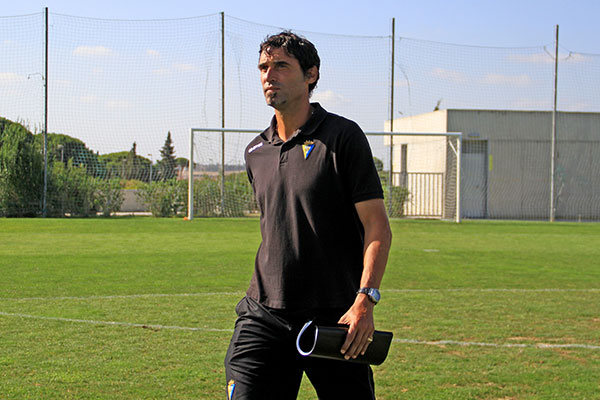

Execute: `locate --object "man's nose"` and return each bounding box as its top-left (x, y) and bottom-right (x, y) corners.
top-left (264, 67), bottom-right (276, 82)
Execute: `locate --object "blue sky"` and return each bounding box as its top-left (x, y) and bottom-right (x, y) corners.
top-left (4, 0), bottom-right (600, 53)
top-left (1, 0), bottom-right (598, 161)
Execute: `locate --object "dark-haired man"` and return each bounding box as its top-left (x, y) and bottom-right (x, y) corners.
top-left (224, 31), bottom-right (392, 400)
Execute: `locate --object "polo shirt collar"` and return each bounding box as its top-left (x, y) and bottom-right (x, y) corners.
top-left (264, 102), bottom-right (327, 143)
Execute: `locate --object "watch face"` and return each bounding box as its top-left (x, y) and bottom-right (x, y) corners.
top-left (368, 288), bottom-right (381, 303)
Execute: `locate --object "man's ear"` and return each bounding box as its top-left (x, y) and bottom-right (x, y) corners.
top-left (305, 66), bottom-right (318, 84)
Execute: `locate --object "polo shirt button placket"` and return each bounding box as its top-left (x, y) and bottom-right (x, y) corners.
top-left (279, 142), bottom-right (291, 167)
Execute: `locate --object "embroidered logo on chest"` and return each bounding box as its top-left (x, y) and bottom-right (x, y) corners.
top-left (302, 140), bottom-right (315, 160)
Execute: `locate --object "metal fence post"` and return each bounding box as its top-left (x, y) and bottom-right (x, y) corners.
top-left (550, 25), bottom-right (559, 222)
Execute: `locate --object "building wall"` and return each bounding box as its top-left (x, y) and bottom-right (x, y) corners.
top-left (385, 111), bottom-right (459, 219)
top-left (447, 110), bottom-right (551, 219)
top-left (121, 189), bottom-right (145, 212)
top-left (447, 110), bottom-right (600, 220)
top-left (391, 110), bottom-right (600, 220)
top-left (385, 110), bottom-right (449, 173)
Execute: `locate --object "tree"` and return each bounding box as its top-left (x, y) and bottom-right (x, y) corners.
top-left (41, 133), bottom-right (104, 178)
top-left (124, 142), bottom-right (139, 180)
top-left (175, 157), bottom-right (188, 169)
top-left (99, 150), bottom-right (151, 181)
top-left (157, 131), bottom-right (176, 180)
top-left (0, 118), bottom-right (43, 216)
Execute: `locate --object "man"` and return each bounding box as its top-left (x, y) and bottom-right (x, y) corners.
top-left (224, 31), bottom-right (392, 399)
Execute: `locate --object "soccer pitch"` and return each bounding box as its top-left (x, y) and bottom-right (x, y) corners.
top-left (1, 218), bottom-right (599, 399)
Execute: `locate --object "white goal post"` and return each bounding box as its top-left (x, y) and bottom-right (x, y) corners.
top-left (188, 128), bottom-right (462, 223)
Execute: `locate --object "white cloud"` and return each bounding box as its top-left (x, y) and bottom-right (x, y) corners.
top-left (506, 50), bottom-right (588, 65)
top-left (430, 67), bottom-right (468, 84)
top-left (173, 63), bottom-right (196, 72)
top-left (481, 73), bottom-right (532, 86)
top-left (80, 95), bottom-right (97, 104)
top-left (146, 49), bottom-right (160, 57)
top-left (152, 68), bottom-right (171, 76)
top-left (394, 79), bottom-right (410, 88)
top-left (560, 101), bottom-right (594, 111)
top-left (0, 72), bottom-right (26, 85)
top-left (152, 63), bottom-right (197, 75)
top-left (311, 89), bottom-right (350, 106)
top-left (106, 100), bottom-right (133, 109)
top-left (562, 52), bottom-right (592, 64)
top-left (508, 53), bottom-right (554, 64)
top-left (73, 45), bottom-right (114, 57)
top-left (510, 98), bottom-right (552, 110)
top-left (53, 79), bottom-right (72, 88)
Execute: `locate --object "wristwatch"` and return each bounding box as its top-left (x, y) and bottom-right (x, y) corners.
top-left (357, 287), bottom-right (381, 305)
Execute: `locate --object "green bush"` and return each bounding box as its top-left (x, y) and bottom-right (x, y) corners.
top-left (188, 173), bottom-right (256, 217)
top-left (223, 172), bottom-right (256, 217)
top-left (44, 161), bottom-right (126, 217)
top-left (95, 178), bottom-right (125, 217)
top-left (383, 186), bottom-right (410, 218)
top-left (191, 176), bottom-right (221, 217)
top-left (136, 179), bottom-right (186, 217)
top-left (47, 161), bottom-right (98, 217)
top-left (0, 119), bottom-right (43, 217)
top-left (135, 172), bottom-right (256, 218)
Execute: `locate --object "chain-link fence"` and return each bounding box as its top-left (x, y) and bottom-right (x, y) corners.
top-left (1, 11), bottom-right (598, 219)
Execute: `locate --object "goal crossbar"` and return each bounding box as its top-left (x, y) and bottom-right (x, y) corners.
top-left (189, 128), bottom-right (462, 222)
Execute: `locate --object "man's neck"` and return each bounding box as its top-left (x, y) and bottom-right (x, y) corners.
top-left (274, 101), bottom-right (313, 142)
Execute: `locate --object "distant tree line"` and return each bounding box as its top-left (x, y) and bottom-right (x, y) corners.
top-left (0, 117), bottom-right (188, 217)
top-left (46, 130), bottom-right (186, 182)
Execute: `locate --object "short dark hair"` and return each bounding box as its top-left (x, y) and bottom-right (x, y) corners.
top-left (259, 31), bottom-right (320, 95)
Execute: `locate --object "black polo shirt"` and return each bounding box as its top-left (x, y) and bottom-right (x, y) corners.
top-left (244, 103), bottom-right (383, 311)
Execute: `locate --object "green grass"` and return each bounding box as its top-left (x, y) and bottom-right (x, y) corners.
top-left (1, 218), bottom-right (599, 399)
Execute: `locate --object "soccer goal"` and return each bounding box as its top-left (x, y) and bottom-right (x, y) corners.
top-left (188, 128), bottom-right (462, 222)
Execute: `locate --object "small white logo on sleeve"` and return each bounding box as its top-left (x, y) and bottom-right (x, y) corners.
top-left (248, 142), bottom-right (263, 153)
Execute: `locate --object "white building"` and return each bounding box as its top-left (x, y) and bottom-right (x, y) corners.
top-left (387, 109), bottom-right (600, 220)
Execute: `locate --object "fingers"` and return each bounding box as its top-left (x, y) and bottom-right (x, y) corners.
top-left (362, 335), bottom-right (374, 354)
top-left (339, 326), bottom-right (355, 357)
top-left (340, 327), bottom-right (374, 360)
top-left (337, 300), bottom-right (375, 360)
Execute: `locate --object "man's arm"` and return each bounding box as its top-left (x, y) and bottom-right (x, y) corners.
top-left (338, 198), bottom-right (392, 360)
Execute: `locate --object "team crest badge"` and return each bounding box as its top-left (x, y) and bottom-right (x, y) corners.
top-left (302, 140), bottom-right (315, 160)
top-left (227, 379), bottom-right (235, 399)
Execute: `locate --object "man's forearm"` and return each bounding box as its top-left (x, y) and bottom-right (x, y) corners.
top-left (357, 200), bottom-right (392, 291)
top-left (360, 232), bottom-right (391, 289)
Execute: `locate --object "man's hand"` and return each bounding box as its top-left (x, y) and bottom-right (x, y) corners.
top-left (338, 294), bottom-right (375, 360)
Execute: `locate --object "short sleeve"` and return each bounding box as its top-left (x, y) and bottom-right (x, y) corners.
top-left (336, 120), bottom-right (384, 204)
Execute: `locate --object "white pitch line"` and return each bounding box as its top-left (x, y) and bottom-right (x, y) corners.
top-left (394, 338), bottom-right (600, 350)
top-left (1, 289), bottom-right (599, 302)
top-left (385, 288), bottom-right (600, 293)
top-left (1, 311), bottom-right (599, 351)
top-left (0, 311), bottom-right (234, 333)
top-left (0, 292), bottom-right (245, 302)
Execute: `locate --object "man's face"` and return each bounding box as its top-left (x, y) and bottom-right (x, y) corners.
top-left (258, 47), bottom-right (316, 110)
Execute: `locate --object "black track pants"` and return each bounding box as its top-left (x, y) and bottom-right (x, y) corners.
top-left (224, 296), bottom-right (375, 400)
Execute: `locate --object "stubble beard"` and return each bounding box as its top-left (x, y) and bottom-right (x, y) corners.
top-left (265, 91), bottom-right (286, 109)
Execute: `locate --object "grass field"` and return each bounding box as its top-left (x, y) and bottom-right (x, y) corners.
top-left (1, 217), bottom-right (599, 399)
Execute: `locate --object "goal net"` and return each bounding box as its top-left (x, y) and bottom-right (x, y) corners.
top-left (188, 128), bottom-right (462, 222)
